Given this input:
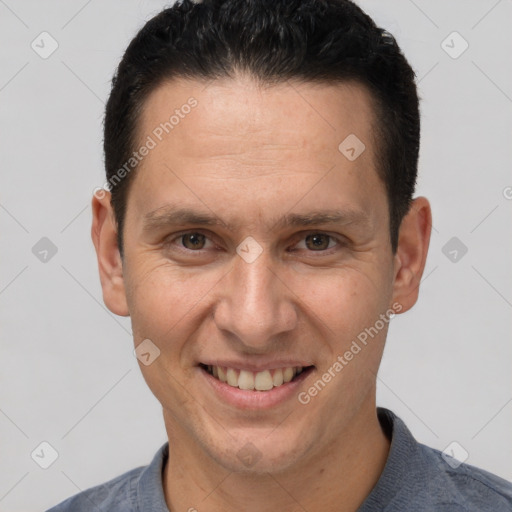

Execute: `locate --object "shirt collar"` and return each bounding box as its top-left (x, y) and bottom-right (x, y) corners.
top-left (357, 407), bottom-right (420, 511)
top-left (137, 441), bottom-right (170, 511)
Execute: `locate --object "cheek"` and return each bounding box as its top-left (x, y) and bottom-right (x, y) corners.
top-left (296, 266), bottom-right (392, 342)
top-left (124, 261), bottom-right (219, 345)
top-left (295, 270), bottom-right (392, 416)
top-left (124, 264), bottom-right (214, 408)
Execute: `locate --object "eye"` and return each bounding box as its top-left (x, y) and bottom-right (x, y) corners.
top-left (164, 231), bottom-right (216, 253)
top-left (181, 232), bottom-right (204, 250)
top-left (294, 233), bottom-right (340, 252)
top-left (164, 231), bottom-right (343, 256)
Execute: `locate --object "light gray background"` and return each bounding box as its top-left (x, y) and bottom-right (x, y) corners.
top-left (0, 1), bottom-right (511, 510)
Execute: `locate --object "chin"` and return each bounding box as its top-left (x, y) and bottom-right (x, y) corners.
top-left (201, 425), bottom-right (314, 475)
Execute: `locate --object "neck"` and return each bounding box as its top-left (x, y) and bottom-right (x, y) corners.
top-left (162, 398), bottom-right (390, 512)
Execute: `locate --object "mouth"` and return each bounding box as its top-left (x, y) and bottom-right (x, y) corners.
top-left (199, 363), bottom-right (315, 392)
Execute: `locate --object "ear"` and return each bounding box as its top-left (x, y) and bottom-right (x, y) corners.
top-left (391, 196), bottom-right (432, 314)
top-left (91, 190), bottom-right (129, 316)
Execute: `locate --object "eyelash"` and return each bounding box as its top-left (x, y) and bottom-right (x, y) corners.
top-left (164, 230), bottom-right (344, 256)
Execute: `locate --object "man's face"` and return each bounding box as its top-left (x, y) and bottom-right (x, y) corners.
top-left (118, 76), bottom-right (400, 472)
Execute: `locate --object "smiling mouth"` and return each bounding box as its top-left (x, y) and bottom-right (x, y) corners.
top-left (199, 363), bottom-right (315, 391)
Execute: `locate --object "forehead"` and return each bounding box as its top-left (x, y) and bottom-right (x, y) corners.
top-left (127, 75), bottom-right (385, 226)
top-left (137, 75), bottom-right (378, 166)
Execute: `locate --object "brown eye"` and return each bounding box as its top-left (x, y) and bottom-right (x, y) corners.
top-left (304, 233), bottom-right (332, 251)
top-left (181, 233), bottom-right (206, 250)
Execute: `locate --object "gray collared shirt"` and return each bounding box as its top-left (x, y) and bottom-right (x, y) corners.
top-left (46, 408), bottom-right (512, 511)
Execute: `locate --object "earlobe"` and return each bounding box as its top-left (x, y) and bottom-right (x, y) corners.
top-left (91, 191), bottom-right (130, 317)
top-left (391, 196), bottom-right (432, 314)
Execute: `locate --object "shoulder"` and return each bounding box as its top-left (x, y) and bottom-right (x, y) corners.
top-left (45, 442), bottom-right (169, 511)
top-left (415, 441), bottom-right (512, 511)
top-left (368, 408), bottom-right (512, 512)
top-left (45, 465), bottom-right (145, 512)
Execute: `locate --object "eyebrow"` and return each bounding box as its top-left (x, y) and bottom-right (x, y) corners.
top-left (142, 205), bottom-right (370, 233)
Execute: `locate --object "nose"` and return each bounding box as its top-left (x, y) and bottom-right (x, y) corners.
top-left (213, 247), bottom-right (298, 352)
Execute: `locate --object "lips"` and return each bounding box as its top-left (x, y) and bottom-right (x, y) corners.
top-left (199, 363), bottom-right (314, 391)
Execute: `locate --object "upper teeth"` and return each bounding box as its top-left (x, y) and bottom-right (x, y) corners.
top-left (206, 365), bottom-right (304, 391)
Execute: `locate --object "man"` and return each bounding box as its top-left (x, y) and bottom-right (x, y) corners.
top-left (47, 0), bottom-right (512, 510)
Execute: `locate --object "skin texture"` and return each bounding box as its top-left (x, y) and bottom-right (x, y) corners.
top-left (91, 75), bottom-right (432, 511)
